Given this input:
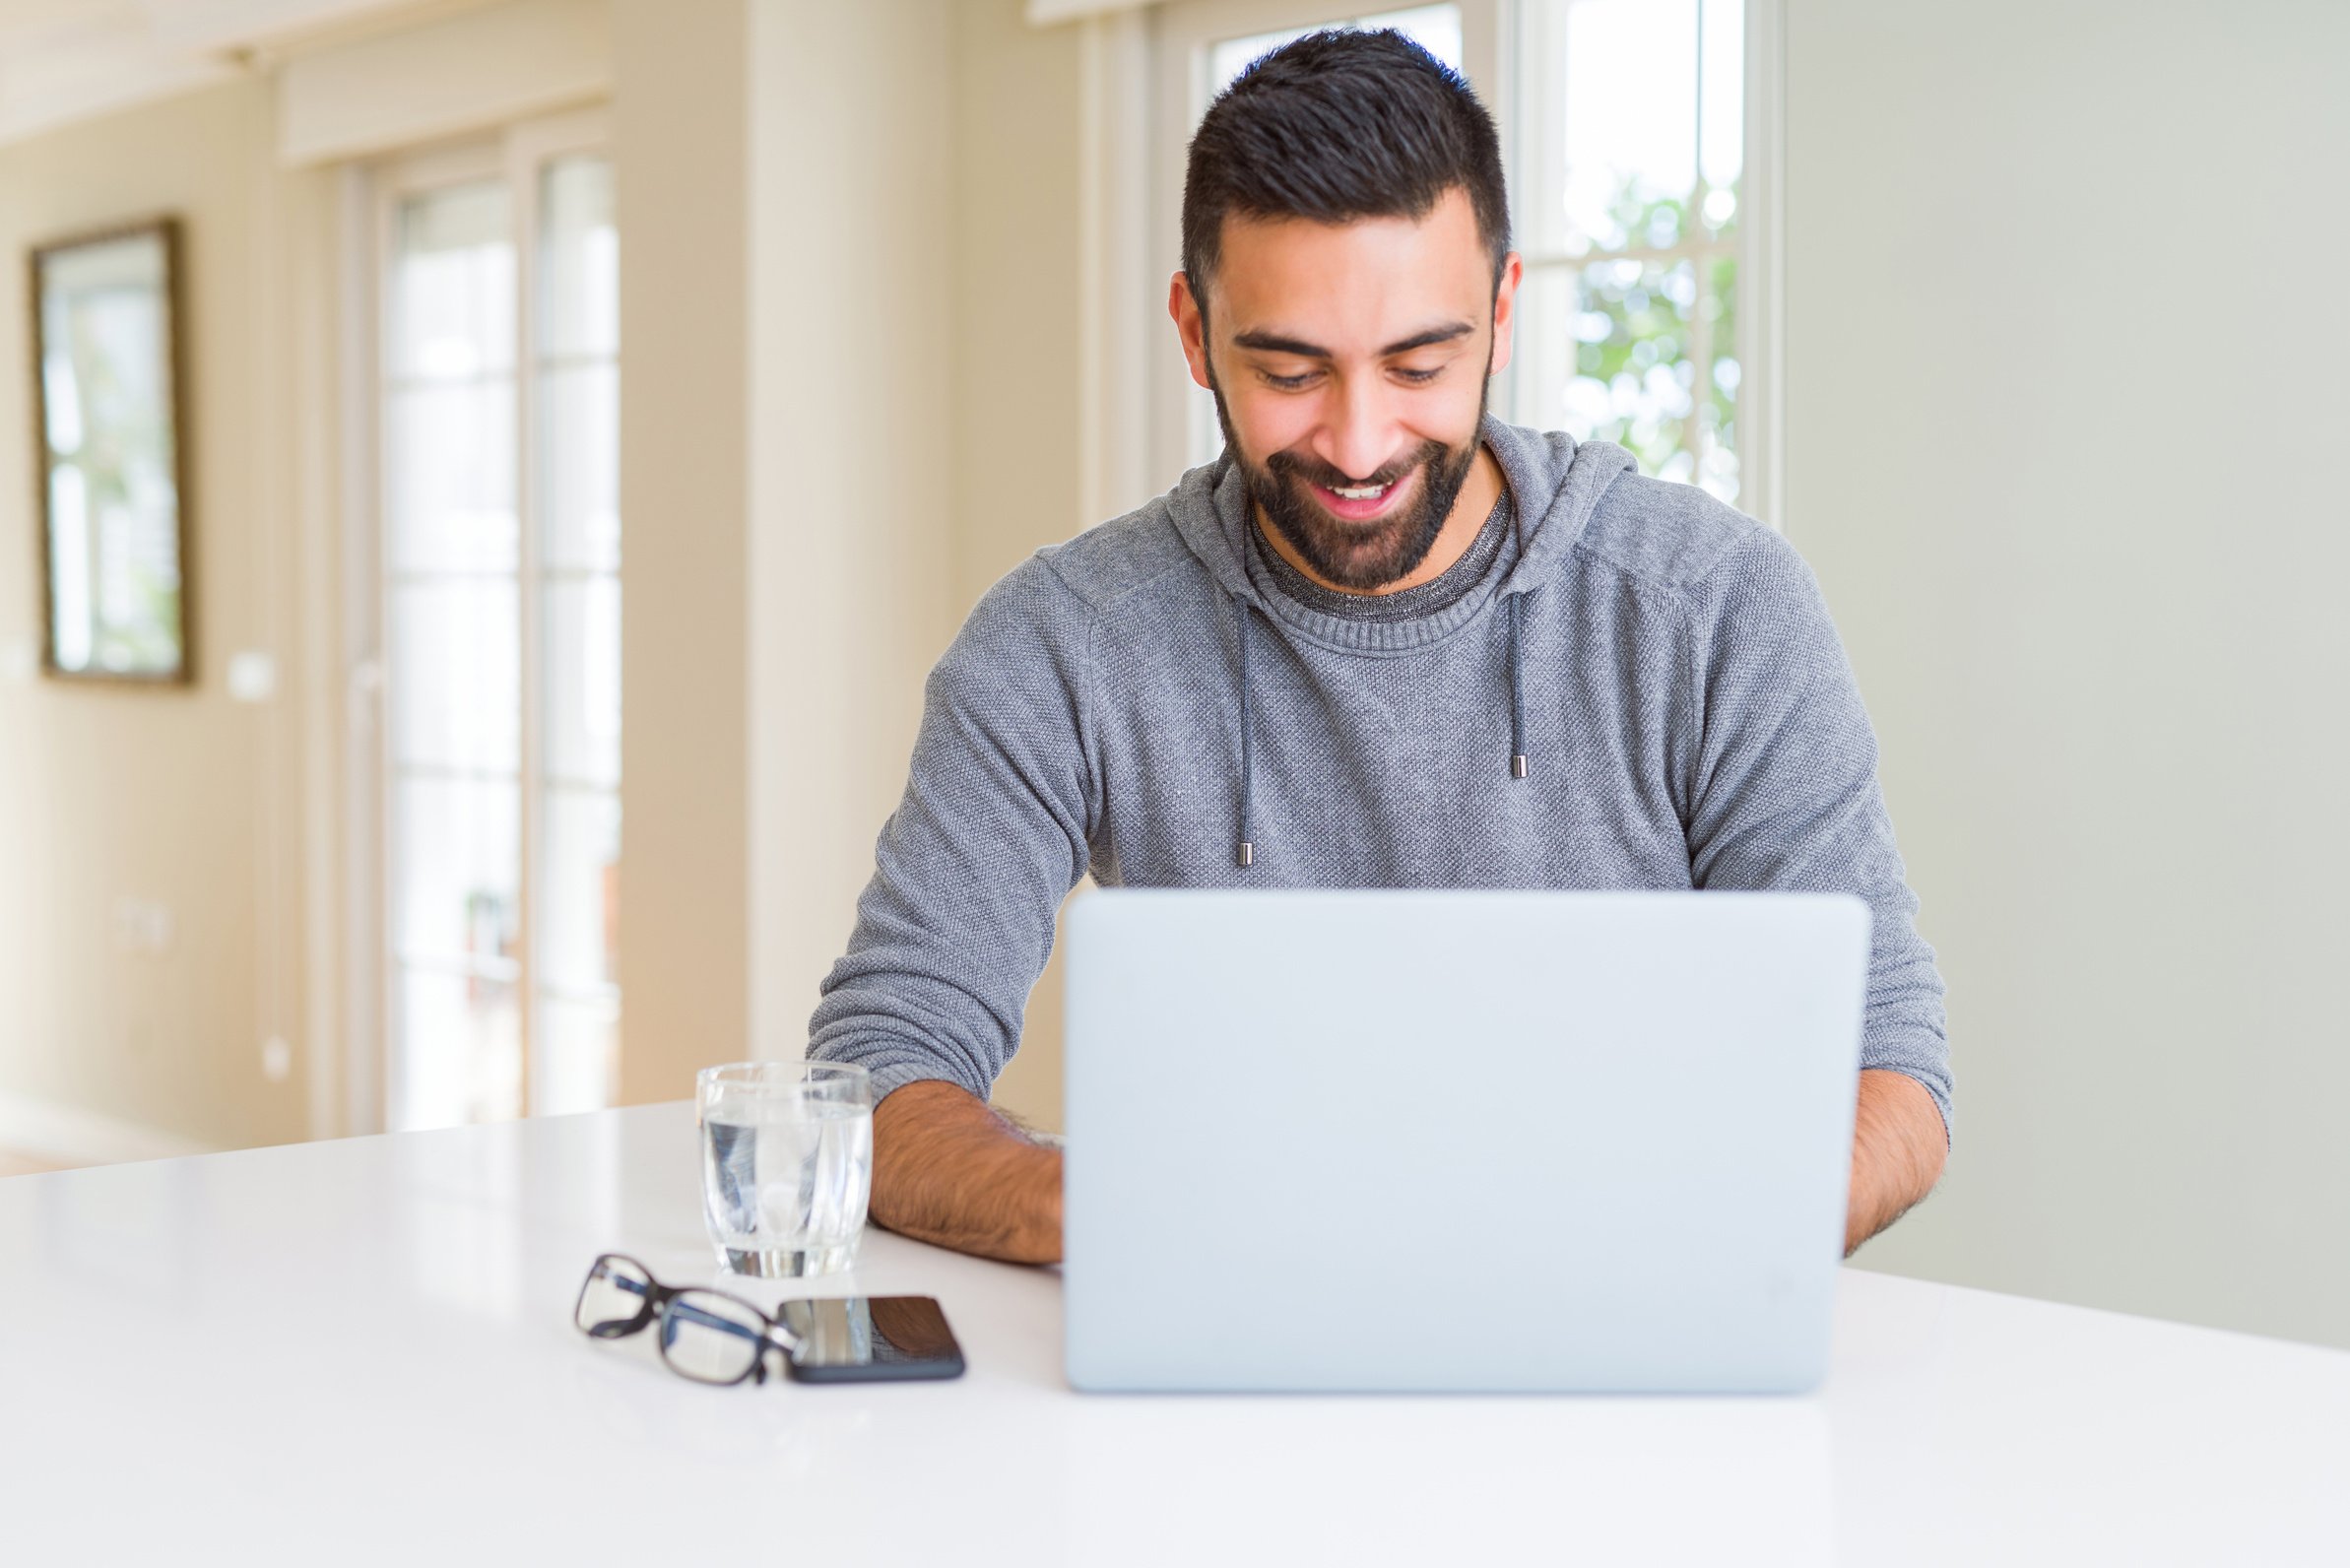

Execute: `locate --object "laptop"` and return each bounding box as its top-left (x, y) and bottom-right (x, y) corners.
top-left (1061, 888), bottom-right (1870, 1394)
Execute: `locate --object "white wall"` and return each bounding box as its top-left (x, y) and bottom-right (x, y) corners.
top-left (1783, 0), bottom-right (2350, 1348)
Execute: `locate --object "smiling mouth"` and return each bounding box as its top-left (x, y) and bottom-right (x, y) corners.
top-left (1308, 470), bottom-right (1412, 521)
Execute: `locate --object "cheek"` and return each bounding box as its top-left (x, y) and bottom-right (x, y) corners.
top-left (1227, 383), bottom-right (1321, 459)
top-left (1403, 378), bottom-right (1486, 446)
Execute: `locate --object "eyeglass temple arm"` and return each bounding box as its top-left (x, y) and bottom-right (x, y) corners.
top-left (661, 1291), bottom-right (803, 1356)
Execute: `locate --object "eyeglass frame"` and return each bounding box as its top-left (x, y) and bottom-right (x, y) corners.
top-left (571, 1251), bottom-right (804, 1386)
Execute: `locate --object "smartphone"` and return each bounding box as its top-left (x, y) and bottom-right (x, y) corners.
top-left (780, 1295), bottom-right (966, 1383)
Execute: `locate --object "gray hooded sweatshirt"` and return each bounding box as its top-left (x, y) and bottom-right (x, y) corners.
top-left (808, 415), bottom-right (1952, 1137)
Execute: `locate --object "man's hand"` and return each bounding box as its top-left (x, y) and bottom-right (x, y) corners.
top-left (1844, 1068), bottom-right (1947, 1255)
top-left (869, 1079), bottom-right (1064, 1265)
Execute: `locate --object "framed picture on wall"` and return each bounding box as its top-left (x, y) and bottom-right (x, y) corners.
top-left (29, 216), bottom-right (193, 685)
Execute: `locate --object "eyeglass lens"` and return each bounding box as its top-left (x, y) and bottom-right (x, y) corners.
top-left (576, 1254), bottom-right (655, 1338)
top-left (659, 1289), bottom-right (772, 1384)
top-left (575, 1255), bottom-right (777, 1385)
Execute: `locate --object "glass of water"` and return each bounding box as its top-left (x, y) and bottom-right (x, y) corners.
top-left (696, 1061), bottom-right (874, 1278)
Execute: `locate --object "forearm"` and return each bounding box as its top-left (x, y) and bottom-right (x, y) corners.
top-left (1844, 1068), bottom-right (1947, 1256)
top-left (869, 1079), bottom-right (1064, 1265)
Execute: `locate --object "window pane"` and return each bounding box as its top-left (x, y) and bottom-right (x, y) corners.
top-left (540, 790), bottom-right (620, 993)
top-left (534, 149), bottom-right (622, 1121)
top-left (394, 775), bottom-right (520, 970)
top-left (538, 362), bottom-right (620, 572)
top-left (389, 181), bottom-right (513, 380)
top-left (395, 968), bottom-right (520, 1130)
top-left (544, 575), bottom-right (620, 788)
top-left (1698, 253), bottom-right (1739, 503)
top-left (536, 994), bottom-right (619, 1118)
top-left (539, 156), bottom-right (618, 360)
top-left (1516, 256), bottom-right (1700, 486)
top-left (386, 382), bottom-right (516, 571)
top-left (391, 579), bottom-right (518, 773)
top-left (1520, 0), bottom-right (1700, 256)
top-left (1699, 0), bottom-right (1743, 219)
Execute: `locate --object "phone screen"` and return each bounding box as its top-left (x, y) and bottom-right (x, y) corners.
top-left (780, 1295), bottom-right (965, 1383)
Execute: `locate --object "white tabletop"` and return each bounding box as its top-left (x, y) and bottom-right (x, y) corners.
top-left (2, 1103), bottom-right (2343, 1566)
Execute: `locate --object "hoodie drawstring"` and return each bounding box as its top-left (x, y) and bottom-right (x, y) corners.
top-left (1509, 591), bottom-right (1530, 780)
top-left (1235, 598), bottom-right (1256, 869)
top-left (1229, 590), bottom-right (1530, 871)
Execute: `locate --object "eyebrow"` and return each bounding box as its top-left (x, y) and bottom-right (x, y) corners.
top-left (1229, 320), bottom-right (1475, 359)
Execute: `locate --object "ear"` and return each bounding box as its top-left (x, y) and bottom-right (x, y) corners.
top-left (1486, 251), bottom-right (1525, 380)
top-left (1169, 271), bottom-right (1213, 391)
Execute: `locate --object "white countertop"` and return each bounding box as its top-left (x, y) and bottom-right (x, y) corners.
top-left (2, 1102), bottom-right (2343, 1566)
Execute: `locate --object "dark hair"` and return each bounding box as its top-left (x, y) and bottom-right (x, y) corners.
top-left (1180, 29), bottom-right (1511, 322)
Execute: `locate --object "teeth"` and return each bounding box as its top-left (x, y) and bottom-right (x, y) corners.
top-left (1332, 484), bottom-right (1388, 500)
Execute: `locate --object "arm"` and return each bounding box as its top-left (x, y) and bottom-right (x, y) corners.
top-left (1845, 1068), bottom-right (1947, 1255)
top-left (807, 561), bottom-right (1098, 1260)
top-left (870, 1080), bottom-right (1064, 1264)
top-left (1676, 526), bottom-right (1954, 1245)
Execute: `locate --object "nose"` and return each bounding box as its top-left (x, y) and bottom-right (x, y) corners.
top-left (1314, 372), bottom-right (1404, 483)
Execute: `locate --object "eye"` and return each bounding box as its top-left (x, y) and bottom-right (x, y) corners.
top-left (1261, 369), bottom-right (1319, 391)
top-left (1394, 365), bottom-right (1443, 385)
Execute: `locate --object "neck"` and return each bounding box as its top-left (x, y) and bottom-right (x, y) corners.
top-left (1255, 442), bottom-right (1503, 597)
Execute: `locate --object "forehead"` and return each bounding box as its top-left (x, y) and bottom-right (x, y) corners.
top-left (1210, 184), bottom-right (1489, 346)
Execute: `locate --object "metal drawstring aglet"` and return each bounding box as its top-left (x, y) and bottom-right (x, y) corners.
top-left (1236, 841), bottom-right (1254, 869)
top-left (1511, 754), bottom-right (1530, 779)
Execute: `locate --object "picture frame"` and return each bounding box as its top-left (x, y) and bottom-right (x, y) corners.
top-left (29, 216), bottom-right (193, 686)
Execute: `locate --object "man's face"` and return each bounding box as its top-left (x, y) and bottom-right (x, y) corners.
top-left (1171, 185), bottom-right (1521, 590)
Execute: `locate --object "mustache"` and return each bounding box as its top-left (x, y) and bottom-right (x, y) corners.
top-left (1264, 439), bottom-right (1446, 493)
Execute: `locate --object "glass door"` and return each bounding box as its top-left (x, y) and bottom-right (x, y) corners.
top-left (375, 112), bottom-right (620, 1131)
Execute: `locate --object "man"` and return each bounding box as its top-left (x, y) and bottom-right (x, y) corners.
top-left (810, 30), bottom-right (1949, 1266)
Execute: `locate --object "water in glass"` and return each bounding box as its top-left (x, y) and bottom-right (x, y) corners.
top-left (697, 1063), bottom-right (873, 1277)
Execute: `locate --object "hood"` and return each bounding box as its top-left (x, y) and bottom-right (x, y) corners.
top-left (1157, 416), bottom-right (1640, 872)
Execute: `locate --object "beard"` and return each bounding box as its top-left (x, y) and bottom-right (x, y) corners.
top-left (1211, 370), bottom-right (1487, 592)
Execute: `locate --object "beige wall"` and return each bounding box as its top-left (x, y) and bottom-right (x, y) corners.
top-left (947, 1), bottom-right (1087, 1133)
top-left (0, 78), bottom-right (320, 1155)
top-left (735, 0), bottom-right (1083, 1130)
top-left (745, 0), bottom-right (960, 1065)
top-left (611, 0), bottom-right (754, 1105)
top-left (1783, 0), bottom-right (2350, 1348)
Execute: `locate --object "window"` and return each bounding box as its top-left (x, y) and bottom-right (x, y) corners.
top-left (372, 112), bottom-right (620, 1132)
top-left (1511, 0), bottom-right (1748, 505)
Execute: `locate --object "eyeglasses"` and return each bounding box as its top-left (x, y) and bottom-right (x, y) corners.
top-left (572, 1253), bottom-right (802, 1386)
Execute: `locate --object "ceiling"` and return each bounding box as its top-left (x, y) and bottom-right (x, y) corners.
top-left (0, 0), bottom-right (493, 147)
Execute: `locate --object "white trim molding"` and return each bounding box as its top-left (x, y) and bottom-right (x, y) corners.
top-left (1076, 8), bottom-right (1158, 529)
top-left (1030, 0), bottom-right (1160, 26)
top-left (275, 0), bottom-right (611, 167)
top-left (1741, 0), bottom-right (1789, 533)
